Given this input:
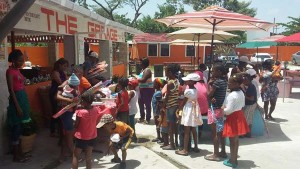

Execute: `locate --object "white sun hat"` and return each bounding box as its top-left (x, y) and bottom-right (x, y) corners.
top-left (182, 73), bottom-right (200, 81)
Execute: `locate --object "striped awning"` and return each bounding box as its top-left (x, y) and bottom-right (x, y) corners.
top-left (156, 6), bottom-right (275, 31)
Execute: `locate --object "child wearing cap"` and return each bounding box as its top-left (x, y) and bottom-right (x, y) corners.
top-left (152, 78), bottom-right (166, 142)
top-left (175, 73), bottom-right (203, 156)
top-left (72, 91), bottom-right (101, 169)
top-left (56, 73), bottom-right (80, 162)
top-left (98, 114), bottom-right (134, 168)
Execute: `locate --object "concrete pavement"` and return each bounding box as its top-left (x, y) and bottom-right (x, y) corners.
top-left (1, 90), bottom-right (300, 169)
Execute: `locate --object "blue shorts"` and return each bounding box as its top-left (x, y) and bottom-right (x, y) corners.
top-left (60, 111), bottom-right (74, 131)
top-left (166, 106), bottom-right (178, 123)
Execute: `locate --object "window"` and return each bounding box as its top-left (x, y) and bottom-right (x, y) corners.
top-left (160, 44), bottom-right (170, 57)
top-left (186, 45), bottom-right (195, 57)
top-left (148, 44), bottom-right (158, 57)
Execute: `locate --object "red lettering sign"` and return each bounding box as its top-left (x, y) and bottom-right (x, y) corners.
top-left (87, 21), bottom-right (95, 38)
top-left (41, 7), bottom-right (54, 31)
top-left (56, 12), bottom-right (67, 33)
top-left (67, 15), bottom-right (77, 34)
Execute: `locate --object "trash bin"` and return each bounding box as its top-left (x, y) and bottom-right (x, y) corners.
top-left (154, 64), bottom-right (164, 77)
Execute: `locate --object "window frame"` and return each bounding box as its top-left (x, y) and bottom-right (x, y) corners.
top-left (185, 45), bottom-right (196, 57)
top-left (160, 43), bottom-right (170, 57)
top-left (147, 43), bottom-right (158, 57)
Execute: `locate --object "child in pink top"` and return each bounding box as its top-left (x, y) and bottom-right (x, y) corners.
top-left (72, 91), bottom-right (101, 169)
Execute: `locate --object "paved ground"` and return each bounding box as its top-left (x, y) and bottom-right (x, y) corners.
top-left (1, 64), bottom-right (300, 169)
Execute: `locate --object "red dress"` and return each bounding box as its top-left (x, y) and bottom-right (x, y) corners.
top-left (223, 110), bottom-right (250, 137)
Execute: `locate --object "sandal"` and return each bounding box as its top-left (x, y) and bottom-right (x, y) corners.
top-left (162, 145), bottom-right (176, 150)
top-left (204, 154), bottom-right (221, 161)
top-left (223, 159), bottom-right (238, 168)
top-left (175, 150), bottom-right (188, 156)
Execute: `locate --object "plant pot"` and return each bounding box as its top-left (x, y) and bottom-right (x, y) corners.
top-left (20, 133), bottom-right (36, 153)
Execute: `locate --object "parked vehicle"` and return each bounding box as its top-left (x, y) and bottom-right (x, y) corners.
top-left (217, 48), bottom-right (239, 67)
top-left (250, 53), bottom-right (273, 64)
top-left (292, 51), bottom-right (300, 65)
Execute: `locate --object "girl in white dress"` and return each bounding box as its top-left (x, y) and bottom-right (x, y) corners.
top-left (176, 73), bottom-right (203, 156)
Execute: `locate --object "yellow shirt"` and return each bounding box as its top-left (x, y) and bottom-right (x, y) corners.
top-left (111, 121), bottom-right (134, 138)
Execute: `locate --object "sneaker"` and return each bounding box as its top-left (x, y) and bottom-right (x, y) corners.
top-left (111, 157), bottom-right (121, 163)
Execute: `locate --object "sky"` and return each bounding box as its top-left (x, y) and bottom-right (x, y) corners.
top-left (88, 0), bottom-right (300, 33)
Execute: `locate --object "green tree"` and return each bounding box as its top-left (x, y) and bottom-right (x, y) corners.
top-left (136, 1), bottom-right (185, 33)
top-left (91, 0), bottom-right (149, 27)
top-left (278, 16), bottom-right (300, 36)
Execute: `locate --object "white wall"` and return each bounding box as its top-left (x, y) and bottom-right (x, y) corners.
top-left (247, 30), bottom-right (270, 42)
top-left (0, 39), bottom-right (9, 155)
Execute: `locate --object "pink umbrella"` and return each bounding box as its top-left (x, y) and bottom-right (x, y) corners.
top-left (156, 6), bottom-right (274, 76)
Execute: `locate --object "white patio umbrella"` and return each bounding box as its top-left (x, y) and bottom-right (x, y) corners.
top-left (168, 27), bottom-right (236, 67)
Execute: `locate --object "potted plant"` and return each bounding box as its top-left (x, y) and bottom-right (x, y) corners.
top-left (20, 119), bottom-right (37, 153)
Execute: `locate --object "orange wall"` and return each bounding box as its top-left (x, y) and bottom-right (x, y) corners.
top-left (236, 46), bottom-right (300, 61)
top-left (113, 63), bottom-right (126, 77)
top-left (9, 46), bottom-right (49, 67)
top-left (135, 43), bottom-right (208, 65)
top-left (90, 44), bottom-right (100, 53)
top-left (58, 43), bottom-right (64, 58)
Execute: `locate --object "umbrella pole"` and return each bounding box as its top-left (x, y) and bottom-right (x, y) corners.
top-left (197, 34), bottom-right (200, 70)
top-left (191, 41), bottom-right (196, 67)
top-left (208, 19), bottom-right (216, 81)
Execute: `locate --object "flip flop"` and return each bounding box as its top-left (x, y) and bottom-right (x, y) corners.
top-left (175, 150), bottom-right (188, 156)
top-left (162, 145), bottom-right (176, 150)
top-left (223, 159), bottom-right (238, 168)
top-left (204, 154), bottom-right (222, 161)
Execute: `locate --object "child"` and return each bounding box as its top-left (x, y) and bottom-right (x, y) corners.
top-left (242, 74), bottom-right (257, 137)
top-left (158, 99), bottom-right (169, 147)
top-left (152, 78), bottom-right (166, 142)
top-left (205, 63), bottom-right (228, 161)
top-left (56, 73), bottom-right (80, 162)
top-left (6, 49), bottom-right (31, 162)
top-left (175, 73), bottom-right (203, 156)
top-left (222, 73), bottom-right (250, 168)
top-left (162, 64), bottom-right (180, 150)
top-left (116, 77), bottom-right (130, 124)
top-left (128, 79), bottom-right (139, 142)
top-left (72, 91), bottom-right (101, 169)
top-left (98, 114), bottom-right (134, 168)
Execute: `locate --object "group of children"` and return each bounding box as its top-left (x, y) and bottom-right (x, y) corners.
top-left (141, 63), bottom-right (256, 168)
top-left (52, 69), bottom-right (136, 169)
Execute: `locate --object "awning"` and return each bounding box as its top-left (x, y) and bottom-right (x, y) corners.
top-left (237, 41), bottom-right (277, 48)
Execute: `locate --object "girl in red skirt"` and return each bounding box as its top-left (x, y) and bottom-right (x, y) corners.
top-left (222, 73), bottom-right (250, 168)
